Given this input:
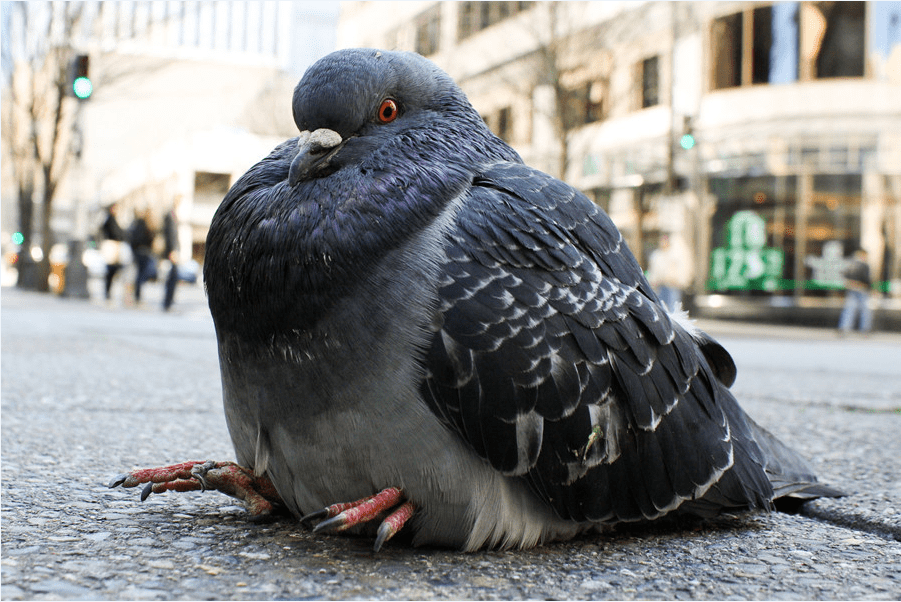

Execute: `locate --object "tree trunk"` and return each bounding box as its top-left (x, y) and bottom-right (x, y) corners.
top-left (15, 182), bottom-right (41, 291)
top-left (35, 166), bottom-right (56, 293)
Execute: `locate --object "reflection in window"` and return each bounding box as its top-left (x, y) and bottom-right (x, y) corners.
top-left (194, 171), bottom-right (231, 204)
top-left (813, 2), bottom-right (865, 78)
top-left (709, 176), bottom-right (795, 293)
top-left (710, 2), bottom-right (865, 88)
top-left (751, 7), bottom-right (773, 84)
top-left (769, 3), bottom-right (800, 83)
top-left (811, 174), bottom-right (862, 251)
top-left (707, 174), bottom-right (863, 295)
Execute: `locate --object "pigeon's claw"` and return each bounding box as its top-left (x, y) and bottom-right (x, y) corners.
top-left (108, 460), bottom-right (203, 489)
top-left (108, 460), bottom-right (283, 518)
top-left (137, 473), bottom-right (204, 500)
top-left (304, 487), bottom-right (416, 551)
top-left (373, 501), bottom-right (417, 552)
top-left (301, 493), bottom-right (378, 524)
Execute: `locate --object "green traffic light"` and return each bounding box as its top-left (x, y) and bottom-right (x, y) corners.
top-left (679, 133), bottom-right (695, 150)
top-left (12, 232), bottom-right (24, 245)
top-left (73, 76), bottom-right (92, 99)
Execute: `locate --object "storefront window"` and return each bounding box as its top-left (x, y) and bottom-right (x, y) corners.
top-left (708, 176), bottom-right (794, 294)
top-left (707, 174), bottom-right (862, 296)
top-left (805, 174), bottom-right (862, 291)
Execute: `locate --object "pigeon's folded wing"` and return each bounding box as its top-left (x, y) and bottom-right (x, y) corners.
top-left (421, 162), bottom-right (775, 524)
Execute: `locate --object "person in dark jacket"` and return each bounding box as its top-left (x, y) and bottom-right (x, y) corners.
top-left (838, 249), bottom-right (872, 334)
top-left (128, 208), bottom-right (156, 303)
top-left (100, 203), bottom-right (126, 300)
top-left (162, 197), bottom-right (182, 311)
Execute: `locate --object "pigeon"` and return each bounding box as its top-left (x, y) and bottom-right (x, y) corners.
top-left (111, 48), bottom-right (840, 552)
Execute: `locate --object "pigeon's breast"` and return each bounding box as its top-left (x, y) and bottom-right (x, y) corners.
top-left (216, 193), bottom-right (461, 501)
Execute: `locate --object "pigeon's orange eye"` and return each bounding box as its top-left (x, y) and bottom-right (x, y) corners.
top-left (378, 98), bottom-right (399, 123)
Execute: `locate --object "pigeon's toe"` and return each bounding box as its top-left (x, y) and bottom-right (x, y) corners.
top-left (373, 501), bottom-right (416, 552)
top-left (109, 460), bottom-right (283, 518)
top-left (108, 460), bottom-right (207, 493)
top-left (304, 487), bottom-right (416, 551)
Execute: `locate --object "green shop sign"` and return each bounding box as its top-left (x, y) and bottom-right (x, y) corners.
top-left (708, 211), bottom-right (785, 291)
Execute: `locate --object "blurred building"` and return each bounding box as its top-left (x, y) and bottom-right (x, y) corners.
top-left (2, 1), bottom-right (338, 267)
top-left (338, 1), bottom-right (901, 325)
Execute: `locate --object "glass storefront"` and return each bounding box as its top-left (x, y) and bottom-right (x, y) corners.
top-left (705, 173), bottom-right (896, 298)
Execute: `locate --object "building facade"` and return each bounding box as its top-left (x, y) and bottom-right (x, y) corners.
top-left (338, 1), bottom-right (901, 323)
top-left (2, 1), bottom-right (338, 272)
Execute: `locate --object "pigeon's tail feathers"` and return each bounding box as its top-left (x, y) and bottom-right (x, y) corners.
top-left (666, 308), bottom-right (737, 389)
top-left (691, 329), bottom-right (738, 389)
top-left (748, 416), bottom-right (845, 502)
top-left (673, 411), bottom-right (842, 520)
top-left (677, 416), bottom-right (778, 519)
top-left (684, 327), bottom-right (841, 505)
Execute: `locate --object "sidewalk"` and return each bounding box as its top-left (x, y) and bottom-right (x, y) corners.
top-left (78, 273), bottom-right (211, 317)
top-left (2, 286), bottom-right (899, 600)
top-left (694, 317), bottom-right (901, 343)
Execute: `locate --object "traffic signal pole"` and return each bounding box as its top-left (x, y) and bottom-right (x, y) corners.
top-left (62, 54), bottom-right (92, 299)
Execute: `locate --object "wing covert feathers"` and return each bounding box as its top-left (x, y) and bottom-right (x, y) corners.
top-left (422, 162), bottom-right (828, 525)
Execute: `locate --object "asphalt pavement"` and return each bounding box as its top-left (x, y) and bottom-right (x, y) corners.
top-left (2, 281), bottom-right (900, 600)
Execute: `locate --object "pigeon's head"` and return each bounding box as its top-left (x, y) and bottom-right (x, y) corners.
top-left (287, 48), bottom-right (513, 185)
top-left (206, 49), bottom-right (520, 335)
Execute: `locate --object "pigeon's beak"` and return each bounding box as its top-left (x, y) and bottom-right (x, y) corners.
top-left (288, 128), bottom-right (344, 186)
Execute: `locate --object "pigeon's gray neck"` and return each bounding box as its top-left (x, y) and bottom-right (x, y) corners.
top-left (217, 190), bottom-right (465, 416)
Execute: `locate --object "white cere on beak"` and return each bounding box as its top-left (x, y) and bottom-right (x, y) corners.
top-left (309, 128), bottom-right (342, 149)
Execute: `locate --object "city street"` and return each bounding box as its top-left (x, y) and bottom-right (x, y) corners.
top-left (2, 284), bottom-right (900, 600)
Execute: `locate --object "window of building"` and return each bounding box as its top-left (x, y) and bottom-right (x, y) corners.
top-left (813, 2), bottom-right (866, 78)
top-left (484, 107), bottom-right (514, 143)
top-left (562, 82), bottom-right (605, 128)
top-left (768, 3), bottom-right (800, 83)
top-left (458, 1), bottom-right (534, 41)
top-left (415, 6), bottom-right (441, 56)
top-left (497, 107), bottom-right (512, 142)
top-left (707, 174), bottom-right (863, 296)
top-left (589, 188), bottom-right (612, 213)
top-left (194, 172), bottom-right (231, 205)
top-left (640, 56), bottom-right (659, 108)
top-left (711, 12), bottom-right (743, 89)
top-left (708, 176), bottom-right (796, 294)
top-left (710, 2), bottom-right (865, 90)
top-left (751, 6), bottom-right (774, 84)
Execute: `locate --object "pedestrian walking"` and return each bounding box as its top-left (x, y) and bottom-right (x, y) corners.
top-left (646, 234), bottom-right (692, 313)
top-left (162, 197), bottom-right (182, 311)
top-left (838, 248), bottom-right (873, 334)
top-left (99, 202), bottom-right (127, 301)
top-left (128, 208), bottom-right (157, 303)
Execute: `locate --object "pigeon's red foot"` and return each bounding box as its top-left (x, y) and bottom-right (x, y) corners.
top-left (302, 487), bottom-right (417, 551)
top-left (108, 460), bottom-right (283, 518)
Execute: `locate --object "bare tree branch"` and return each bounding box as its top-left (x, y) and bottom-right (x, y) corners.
top-left (6, 1), bottom-right (86, 291)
